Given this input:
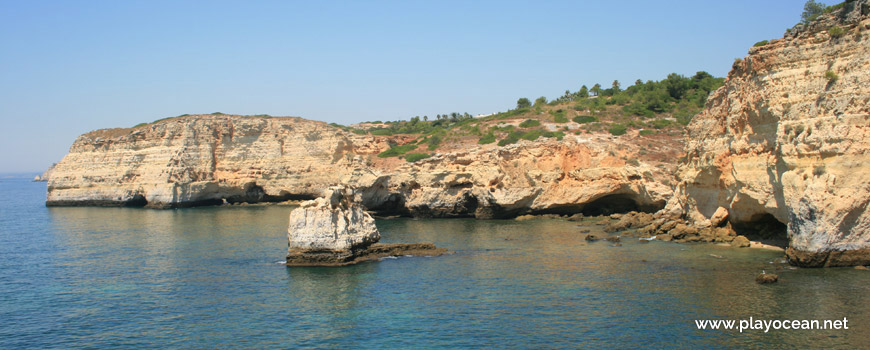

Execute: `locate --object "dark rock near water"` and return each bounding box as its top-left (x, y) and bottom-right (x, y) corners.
top-left (606, 235), bottom-right (621, 243)
top-left (286, 243), bottom-right (449, 267)
top-left (584, 234), bottom-right (600, 242)
top-left (755, 272), bottom-right (779, 284)
top-left (731, 235), bottom-right (750, 248)
top-left (786, 247), bottom-right (870, 267)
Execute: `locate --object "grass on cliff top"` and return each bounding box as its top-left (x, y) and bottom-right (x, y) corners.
top-left (132, 112), bottom-right (275, 128)
top-left (334, 71), bottom-right (722, 152)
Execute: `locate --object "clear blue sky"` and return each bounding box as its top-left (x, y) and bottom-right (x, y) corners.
top-left (1, 0), bottom-right (806, 173)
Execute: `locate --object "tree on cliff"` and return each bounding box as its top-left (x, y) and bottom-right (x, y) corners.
top-left (578, 85), bottom-right (589, 98)
top-left (800, 0), bottom-right (826, 25)
top-left (591, 83), bottom-right (601, 96)
top-left (517, 98), bottom-right (531, 109)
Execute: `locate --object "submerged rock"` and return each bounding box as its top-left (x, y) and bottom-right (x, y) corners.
top-left (755, 272), bottom-right (779, 284)
top-left (286, 186), bottom-right (446, 266)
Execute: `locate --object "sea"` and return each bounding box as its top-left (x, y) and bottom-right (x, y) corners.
top-left (1, 174), bottom-right (868, 349)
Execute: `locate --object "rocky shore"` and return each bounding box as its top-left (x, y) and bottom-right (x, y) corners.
top-left (43, 1), bottom-right (870, 267)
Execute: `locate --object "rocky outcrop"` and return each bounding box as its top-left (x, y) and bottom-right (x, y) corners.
top-left (668, 1), bottom-right (870, 266)
top-left (285, 186), bottom-right (446, 266)
top-left (33, 163), bottom-right (55, 182)
top-left (46, 114), bottom-right (677, 219)
top-left (287, 187), bottom-right (380, 251)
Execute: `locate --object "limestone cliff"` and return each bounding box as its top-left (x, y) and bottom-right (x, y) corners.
top-left (46, 115), bottom-right (388, 207)
top-left (46, 113), bottom-right (677, 218)
top-left (670, 1), bottom-right (870, 266)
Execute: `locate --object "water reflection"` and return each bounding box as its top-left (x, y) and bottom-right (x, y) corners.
top-left (3, 196), bottom-right (865, 349)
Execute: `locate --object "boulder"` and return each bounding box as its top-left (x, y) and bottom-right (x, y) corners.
top-left (669, 224), bottom-right (699, 239)
top-left (731, 235), bottom-right (751, 248)
top-left (709, 207), bottom-right (729, 227)
top-left (584, 234), bottom-right (600, 242)
top-left (755, 273), bottom-right (779, 284)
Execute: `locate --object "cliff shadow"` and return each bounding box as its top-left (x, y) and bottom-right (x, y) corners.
top-left (732, 213), bottom-right (788, 248)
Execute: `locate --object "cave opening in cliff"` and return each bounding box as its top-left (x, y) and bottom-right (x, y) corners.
top-left (578, 194), bottom-right (660, 216)
top-left (733, 213), bottom-right (788, 248)
top-left (224, 185), bottom-right (316, 205)
top-left (124, 194), bottom-right (148, 207)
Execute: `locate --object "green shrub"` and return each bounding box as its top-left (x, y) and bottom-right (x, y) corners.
top-left (519, 119), bottom-right (541, 128)
top-left (649, 119), bottom-right (673, 129)
top-left (573, 115), bottom-right (597, 124)
top-left (427, 135), bottom-right (442, 150)
top-left (753, 40), bottom-right (769, 47)
top-left (404, 153), bottom-right (431, 162)
top-left (626, 159), bottom-right (640, 166)
top-left (825, 70), bottom-right (839, 82)
top-left (370, 129), bottom-right (393, 136)
top-left (639, 129), bottom-right (655, 136)
top-left (497, 131), bottom-right (524, 146)
top-left (377, 144), bottom-right (417, 158)
top-left (550, 109), bottom-right (567, 123)
top-left (478, 133), bottom-right (496, 144)
top-left (828, 26), bottom-right (845, 39)
top-left (608, 123), bottom-right (627, 136)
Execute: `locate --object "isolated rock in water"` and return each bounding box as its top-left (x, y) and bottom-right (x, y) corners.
top-left (286, 186), bottom-right (446, 266)
top-left (287, 186), bottom-right (379, 251)
top-left (731, 235), bottom-right (750, 248)
top-left (584, 234), bottom-right (600, 242)
top-left (605, 235), bottom-right (621, 243)
top-left (755, 272), bottom-right (779, 284)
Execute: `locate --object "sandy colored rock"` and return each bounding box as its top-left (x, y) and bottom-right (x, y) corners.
top-left (666, 2), bottom-right (870, 266)
top-left (46, 114), bottom-right (677, 219)
top-left (731, 235), bottom-right (751, 248)
top-left (709, 207), bottom-right (729, 227)
top-left (287, 187), bottom-right (379, 251)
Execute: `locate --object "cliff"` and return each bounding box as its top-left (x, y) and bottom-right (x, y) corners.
top-left (46, 114), bottom-right (679, 218)
top-left (669, 0), bottom-right (870, 266)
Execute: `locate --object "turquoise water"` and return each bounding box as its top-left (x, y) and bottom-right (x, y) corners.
top-left (1, 175), bottom-right (869, 349)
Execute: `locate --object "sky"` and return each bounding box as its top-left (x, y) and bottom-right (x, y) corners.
top-left (0, 0), bottom-right (808, 173)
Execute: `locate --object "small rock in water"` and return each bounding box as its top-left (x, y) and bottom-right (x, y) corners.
top-left (731, 235), bottom-right (750, 248)
top-left (605, 235), bottom-right (621, 243)
top-left (578, 229), bottom-right (591, 233)
top-left (584, 234), bottom-right (600, 242)
top-left (610, 243), bottom-right (622, 247)
top-left (566, 213), bottom-right (584, 221)
top-left (755, 272), bottom-right (779, 284)
top-left (855, 265), bottom-right (869, 270)
top-left (709, 254), bottom-right (724, 259)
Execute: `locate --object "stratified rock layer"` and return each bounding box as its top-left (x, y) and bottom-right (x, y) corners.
top-left (669, 1), bottom-right (870, 267)
top-left (46, 114), bottom-right (677, 218)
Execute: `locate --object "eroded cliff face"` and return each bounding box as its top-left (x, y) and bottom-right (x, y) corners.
top-left (47, 114), bottom-right (678, 218)
top-left (47, 115), bottom-right (389, 207)
top-left (671, 1), bottom-right (870, 266)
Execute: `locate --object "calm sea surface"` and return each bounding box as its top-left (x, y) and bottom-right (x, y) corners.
top-left (1, 175), bottom-right (869, 349)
